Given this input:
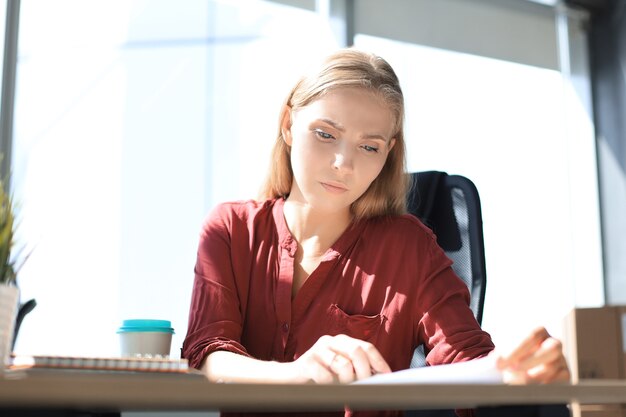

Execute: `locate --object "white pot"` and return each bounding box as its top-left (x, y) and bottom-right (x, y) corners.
top-left (0, 284), bottom-right (19, 370)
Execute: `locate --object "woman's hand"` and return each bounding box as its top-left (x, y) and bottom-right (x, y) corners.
top-left (495, 327), bottom-right (571, 384)
top-left (291, 334), bottom-right (391, 384)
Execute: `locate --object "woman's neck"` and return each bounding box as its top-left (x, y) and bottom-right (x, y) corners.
top-left (282, 198), bottom-right (352, 256)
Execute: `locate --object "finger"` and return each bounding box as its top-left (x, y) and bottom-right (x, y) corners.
top-left (318, 346), bottom-right (339, 369)
top-left (505, 357), bottom-right (570, 385)
top-left (360, 342), bottom-right (392, 374)
top-left (501, 327), bottom-right (550, 368)
top-left (502, 369), bottom-right (528, 385)
top-left (329, 353), bottom-right (356, 383)
top-left (515, 337), bottom-right (563, 372)
top-left (306, 339), bottom-right (343, 383)
top-left (311, 347), bottom-right (343, 384)
top-left (348, 345), bottom-right (374, 380)
top-left (529, 366), bottom-right (557, 384)
top-left (317, 336), bottom-right (358, 383)
top-left (527, 357), bottom-right (571, 384)
top-left (553, 366), bottom-right (572, 383)
top-left (310, 359), bottom-right (337, 384)
top-left (329, 335), bottom-right (391, 375)
top-left (527, 364), bottom-right (567, 384)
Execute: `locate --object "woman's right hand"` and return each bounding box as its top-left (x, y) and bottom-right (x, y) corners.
top-left (290, 334), bottom-right (391, 384)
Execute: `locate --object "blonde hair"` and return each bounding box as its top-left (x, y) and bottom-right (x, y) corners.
top-left (260, 48), bottom-right (408, 220)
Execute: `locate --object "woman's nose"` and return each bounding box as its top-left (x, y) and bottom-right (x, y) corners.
top-left (332, 150), bottom-right (354, 171)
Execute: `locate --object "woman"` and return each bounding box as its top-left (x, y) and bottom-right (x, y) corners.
top-left (182, 49), bottom-right (569, 415)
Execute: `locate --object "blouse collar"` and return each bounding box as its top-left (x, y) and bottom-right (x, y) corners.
top-left (271, 197), bottom-right (364, 261)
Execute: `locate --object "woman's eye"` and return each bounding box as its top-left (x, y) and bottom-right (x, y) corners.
top-left (314, 129), bottom-right (334, 140)
top-left (362, 145), bottom-right (379, 153)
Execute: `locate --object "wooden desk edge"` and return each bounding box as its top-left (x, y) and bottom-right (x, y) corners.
top-left (1, 370), bottom-right (625, 412)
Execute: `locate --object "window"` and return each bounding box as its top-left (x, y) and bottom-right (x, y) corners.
top-left (13, 0), bottom-right (337, 357)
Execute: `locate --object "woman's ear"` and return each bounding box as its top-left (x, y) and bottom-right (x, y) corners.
top-left (280, 105), bottom-right (293, 146)
top-left (388, 138), bottom-right (396, 152)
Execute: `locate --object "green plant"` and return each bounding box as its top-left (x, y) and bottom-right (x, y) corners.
top-left (0, 180), bottom-right (17, 285)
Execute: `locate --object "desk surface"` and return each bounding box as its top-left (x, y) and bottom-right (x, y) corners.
top-left (1, 369), bottom-right (625, 412)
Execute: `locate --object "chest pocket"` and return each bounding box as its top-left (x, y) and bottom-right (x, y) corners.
top-left (328, 304), bottom-right (387, 342)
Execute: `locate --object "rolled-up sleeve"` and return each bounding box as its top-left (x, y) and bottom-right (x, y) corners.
top-left (416, 236), bottom-right (494, 366)
top-left (182, 206), bottom-right (252, 370)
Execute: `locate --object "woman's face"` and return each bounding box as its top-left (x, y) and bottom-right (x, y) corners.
top-left (283, 87), bottom-right (396, 215)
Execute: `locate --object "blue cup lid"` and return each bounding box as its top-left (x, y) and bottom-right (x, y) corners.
top-left (117, 319), bottom-right (174, 334)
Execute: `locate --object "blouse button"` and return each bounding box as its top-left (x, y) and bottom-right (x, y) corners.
top-left (281, 322), bottom-right (290, 332)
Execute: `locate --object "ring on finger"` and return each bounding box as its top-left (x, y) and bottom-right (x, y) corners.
top-left (331, 353), bottom-right (347, 368)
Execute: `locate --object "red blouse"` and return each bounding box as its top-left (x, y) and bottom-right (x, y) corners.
top-left (182, 198), bottom-right (494, 417)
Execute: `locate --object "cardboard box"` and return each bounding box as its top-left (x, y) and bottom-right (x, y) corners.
top-left (565, 307), bottom-right (626, 416)
top-left (564, 306), bottom-right (624, 381)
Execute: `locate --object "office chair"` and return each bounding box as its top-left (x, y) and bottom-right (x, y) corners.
top-left (407, 170), bottom-right (487, 370)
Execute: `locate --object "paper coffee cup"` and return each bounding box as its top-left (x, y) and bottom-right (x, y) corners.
top-left (117, 319), bottom-right (174, 357)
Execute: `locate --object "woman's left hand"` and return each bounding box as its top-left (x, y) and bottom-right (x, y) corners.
top-left (495, 327), bottom-right (571, 384)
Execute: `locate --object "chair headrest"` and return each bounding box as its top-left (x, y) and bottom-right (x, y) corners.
top-left (407, 171), bottom-right (462, 251)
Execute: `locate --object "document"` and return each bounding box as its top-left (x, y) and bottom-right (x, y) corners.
top-left (353, 356), bottom-right (503, 385)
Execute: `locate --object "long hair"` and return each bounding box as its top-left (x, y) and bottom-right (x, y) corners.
top-left (259, 49), bottom-right (408, 220)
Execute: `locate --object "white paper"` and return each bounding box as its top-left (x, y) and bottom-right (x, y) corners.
top-left (352, 356), bottom-right (503, 385)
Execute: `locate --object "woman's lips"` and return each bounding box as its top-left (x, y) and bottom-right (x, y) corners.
top-left (320, 182), bottom-right (348, 193)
